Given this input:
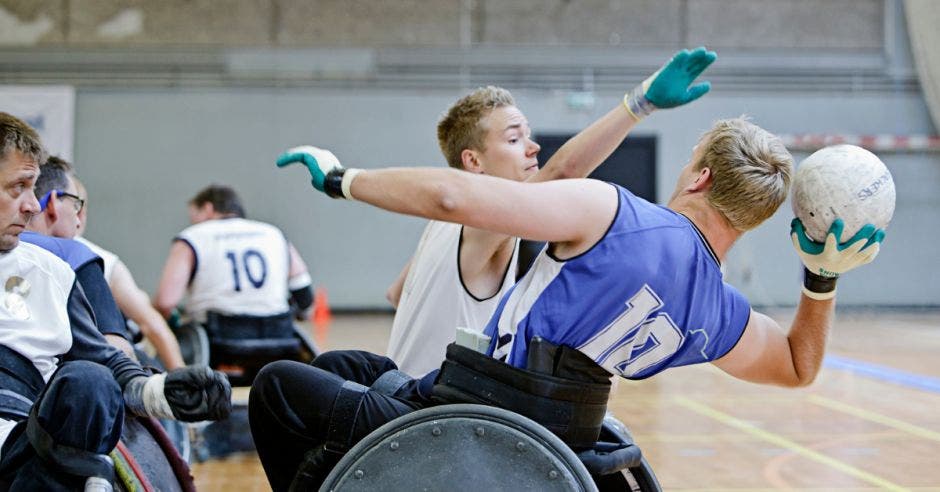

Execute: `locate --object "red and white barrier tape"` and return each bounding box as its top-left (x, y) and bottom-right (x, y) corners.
top-left (779, 134), bottom-right (940, 152)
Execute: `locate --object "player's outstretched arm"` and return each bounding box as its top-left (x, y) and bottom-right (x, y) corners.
top-left (713, 219), bottom-right (885, 387)
top-left (276, 147), bottom-right (617, 247)
top-left (536, 47), bottom-right (716, 183)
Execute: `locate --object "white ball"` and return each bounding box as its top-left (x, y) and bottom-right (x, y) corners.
top-left (791, 144), bottom-right (895, 243)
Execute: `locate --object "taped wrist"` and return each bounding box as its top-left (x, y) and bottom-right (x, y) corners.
top-left (323, 168), bottom-right (362, 200)
top-left (622, 86), bottom-right (657, 121)
top-left (123, 374), bottom-right (175, 419)
top-left (802, 268), bottom-right (838, 301)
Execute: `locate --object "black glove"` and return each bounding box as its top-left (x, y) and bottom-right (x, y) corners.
top-left (164, 366), bottom-right (232, 421)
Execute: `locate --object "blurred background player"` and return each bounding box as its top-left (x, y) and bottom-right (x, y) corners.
top-left (155, 184), bottom-right (313, 380)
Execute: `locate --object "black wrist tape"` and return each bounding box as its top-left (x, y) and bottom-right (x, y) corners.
top-left (323, 169), bottom-right (346, 199)
top-left (803, 267), bottom-right (837, 295)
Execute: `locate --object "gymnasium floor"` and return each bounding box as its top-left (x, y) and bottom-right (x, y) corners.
top-left (192, 309), bottom-right (940, 491)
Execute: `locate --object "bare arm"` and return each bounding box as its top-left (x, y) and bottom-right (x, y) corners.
top-left (350, 168), bottom-right (617, 249)
top-left (712, 295), bottom-right (835, 387)
top-left (532, 104), bottom-right (639, 183)
top-left (386, 257), bottom-right (412, 308)
top-left (287, 242), bottom-right (309, 278)
top-left (154, 240), bottom-right (194, 318)
top-left (535, 47), bottom-right (716, 183)
top-left (111, 260), bottom-right (186, 370)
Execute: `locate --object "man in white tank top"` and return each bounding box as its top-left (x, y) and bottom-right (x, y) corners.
top-left (155, 185), bottom-right (313, 326)
top-left (386, 83), bottom-right (676, 376)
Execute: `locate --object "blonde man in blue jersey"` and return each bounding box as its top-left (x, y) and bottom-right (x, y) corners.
top-left (261, 103), bottom-right (885, 489)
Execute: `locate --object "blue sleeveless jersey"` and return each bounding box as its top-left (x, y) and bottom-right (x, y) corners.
top-left (20, 231), bottom-right (103, 272)
top-left (483, 184), bottom-right (751, 379)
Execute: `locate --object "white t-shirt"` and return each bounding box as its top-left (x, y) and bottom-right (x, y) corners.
top-left (0, 242), bottom-right (75, 446)
top-left (177, 218), bottom-right (290, 322)
top-left (387, 221), bottom-right (518, 377)
top-left (75, 236), bottom-right (119, 285)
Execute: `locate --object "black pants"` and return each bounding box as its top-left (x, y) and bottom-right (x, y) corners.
top-left (0, 361), bottom-right (124, 491)
top-left (249, 350), bottom-right (432, 491)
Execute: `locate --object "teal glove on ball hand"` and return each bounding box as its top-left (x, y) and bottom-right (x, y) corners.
top-left (624, 46), bottom-right (717, 120)
top-left (276, 146), bottom-right (359, 199)
top-left (791, 217), bottom-right (885, 300)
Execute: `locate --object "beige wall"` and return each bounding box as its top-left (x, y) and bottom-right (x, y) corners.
top-left (1, 0), bottom-right (883, 49)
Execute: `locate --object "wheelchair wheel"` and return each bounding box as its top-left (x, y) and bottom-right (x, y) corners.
top-left (322, 403), bottom-right (597, 491)
top-left (174, 323), bottom-right (210, 367)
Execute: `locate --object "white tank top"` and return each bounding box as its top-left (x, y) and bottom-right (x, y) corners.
top-left (387, 221), bottom-right (518, 377)
top-left (0, 242), bottom-right (76, 448)
top-left (75, 236), bottom-right (118, 285)
top-left (177, 218), bottom-right (290, 322)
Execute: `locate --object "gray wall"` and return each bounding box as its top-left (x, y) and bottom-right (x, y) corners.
top-left (73, 85), bottom-right (937, 308)
top-left (3, 0), bottom-right (937, 308)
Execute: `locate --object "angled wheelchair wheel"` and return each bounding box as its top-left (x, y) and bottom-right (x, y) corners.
top-left (112, 416), bottom-right (196, 492)
top-left (321, 404), bottom-right (597, 492)
top-left (174, 323), bottom-right (210, 367)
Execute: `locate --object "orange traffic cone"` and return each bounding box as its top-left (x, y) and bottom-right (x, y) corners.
top-left (312, 286), bottom-right (333, 329)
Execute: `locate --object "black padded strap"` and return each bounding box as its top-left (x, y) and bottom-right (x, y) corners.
top-left (370, 370), bottom-right (411, 396)
top-left (26, 405), bottom-right (115, 481)
top-left (324, 380), bottom-right (368, 453)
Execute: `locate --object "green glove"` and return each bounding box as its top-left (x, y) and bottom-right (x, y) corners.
top-left (791, 218), bottom-right (885, 300)
top-left (623, 46), bottom-right (717, 120)
top-left (276, 146), bottom-right (359, 199)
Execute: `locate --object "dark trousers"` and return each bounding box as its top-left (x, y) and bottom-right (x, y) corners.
top-left (0, 361), bottom-right (124, 491)
top-left (249, 350), bottom-right (431, 491)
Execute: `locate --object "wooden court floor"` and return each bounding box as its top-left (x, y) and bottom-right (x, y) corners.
top-left (192, 309), bottom-right (940, 491)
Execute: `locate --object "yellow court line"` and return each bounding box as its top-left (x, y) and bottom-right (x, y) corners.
top-left (674, 396), bottom-right (910, 492)
top-left (807, 395), bottom-right (940, 443)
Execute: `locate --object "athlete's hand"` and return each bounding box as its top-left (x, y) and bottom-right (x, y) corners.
top-left (164, 366), bottom-right (232, 421)
top-left (623, 47), bottom-right (716, 120)
top-left (276, 146), bottom-right (344, 193)
top-left (791, 218), bottom-right (885, 299)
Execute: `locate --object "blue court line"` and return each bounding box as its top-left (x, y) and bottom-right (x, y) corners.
top-left (824, 354), bottom-right (940, 394)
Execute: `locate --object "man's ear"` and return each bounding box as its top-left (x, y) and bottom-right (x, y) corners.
top-left (460, 149), bottom-right (483, 173)
top-left (687, 167), bottom-right (712, 192)
top-left (44, 191), bottom-right (59, 221)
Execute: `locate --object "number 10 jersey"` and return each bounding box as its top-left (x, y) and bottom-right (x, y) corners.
top-left (176, 218), bottom-right (291, 323)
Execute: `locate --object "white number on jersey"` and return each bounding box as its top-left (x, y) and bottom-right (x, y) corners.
top-left (578, 284), bottom-right (684, 377)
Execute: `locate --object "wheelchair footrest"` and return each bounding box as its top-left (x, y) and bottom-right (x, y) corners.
top-left (576, 441), bottom-right (643, 476)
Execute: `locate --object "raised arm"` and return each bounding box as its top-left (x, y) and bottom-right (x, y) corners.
top-left (713, 218), bottom-right (885, 386)
top-left (534, 47), bottom-right (716, 183)
top-left (276, 148), bottom-right (617, 251)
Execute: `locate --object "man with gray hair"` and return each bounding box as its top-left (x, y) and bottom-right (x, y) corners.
top-left (0, 112), bottom-right (231, 491)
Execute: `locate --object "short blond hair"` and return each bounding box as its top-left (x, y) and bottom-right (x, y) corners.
top-left (437, 86), bottom-right (515, 169)
top-left (696, 118), bottom-right (793, 231)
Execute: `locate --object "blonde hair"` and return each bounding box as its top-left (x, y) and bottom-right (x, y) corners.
top-left (696, 118), bottom-right (793, 231)
top-left (437, 86), bottom-right (515, 169)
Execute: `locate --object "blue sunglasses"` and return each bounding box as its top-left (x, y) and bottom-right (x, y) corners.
top-left (38, 189), bottom-right (85, 213)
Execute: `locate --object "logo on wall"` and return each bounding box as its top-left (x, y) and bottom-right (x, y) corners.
top-left (0, 85), bottom-right (75, 162)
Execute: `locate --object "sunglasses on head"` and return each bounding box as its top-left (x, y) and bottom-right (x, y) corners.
top-left (38, 189), bottom-right (85, 213)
